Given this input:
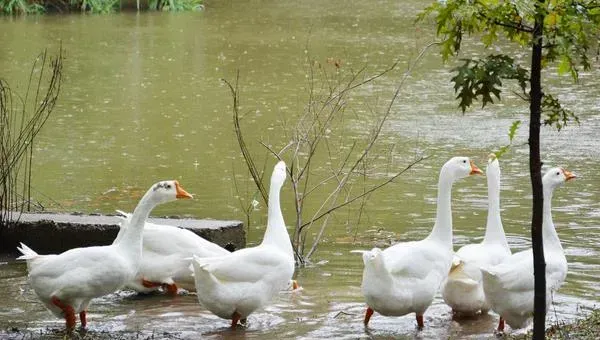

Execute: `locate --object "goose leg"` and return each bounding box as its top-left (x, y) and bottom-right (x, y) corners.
top-left (291, 280), bottom-right (300, 290)
top-left (416, 314), bottom-right (424, 330)
top-left (141, 279), bottom-right (162, 289)
top-left (497, 317), bottom-right (505, 332)
top-left (364, 307), bottom-right (374, 326)
top-left (79, 311), bottom-right (87, 328)
top-left (51, 296), bottom-right (76, 330)
top-left (231, 311), bottom-right (242, 329)
top-left (163, 283), bottom-right (178, 296)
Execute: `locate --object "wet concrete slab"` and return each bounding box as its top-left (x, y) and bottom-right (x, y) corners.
top-left (0, 212), bottom-right (245, 255)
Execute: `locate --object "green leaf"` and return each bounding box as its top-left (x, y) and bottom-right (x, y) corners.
top-left (450, 55), bottom-right (529, 112)
top-left (495, 120), bottom-right (521, 159)
top-left (495, 145), bottom-right (510, 159)
top-left (557, 55), bottom-right (571, 75)
top-left (541, 93), bottom-right (579, 131)
top-left (508, 120), bottom-right (521, 142)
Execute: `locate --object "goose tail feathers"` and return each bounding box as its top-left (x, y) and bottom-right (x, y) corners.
top-left (16, 242), bottom-right (38, 260)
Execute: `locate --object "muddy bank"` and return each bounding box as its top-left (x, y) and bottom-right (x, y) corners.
top-left (0, 212), bottom-right (245, 255)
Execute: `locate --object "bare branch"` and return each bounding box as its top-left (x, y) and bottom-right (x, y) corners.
top-left (303, 42), bottom-right (439, 260)
top-left (223, 74), bottom-right (269, 206)
top-left (304, 154), bottom-right (429, 258)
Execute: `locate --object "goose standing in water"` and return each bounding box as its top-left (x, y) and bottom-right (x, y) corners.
top-left (442, 154), bottom-right (511, 315)
top-left (481, 167), bottom-right (575, 332)
top-left (191, 161), bottom-right (295, 328)
top-left (17, 180), bottom-right (192, 329)
top-left (356, 157), bottom-right (482, 329)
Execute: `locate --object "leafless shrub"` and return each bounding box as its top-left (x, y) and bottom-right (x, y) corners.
top-left (0, 48), bottom-right (64, 229)
top-left (226, 43), bottom-right (437, 264)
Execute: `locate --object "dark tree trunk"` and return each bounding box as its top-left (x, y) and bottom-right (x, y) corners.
top-left (530, 1), bottom-right (546, 339)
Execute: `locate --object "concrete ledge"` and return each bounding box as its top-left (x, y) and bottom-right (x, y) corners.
top-left (0, 212), bottom-right (245, 255)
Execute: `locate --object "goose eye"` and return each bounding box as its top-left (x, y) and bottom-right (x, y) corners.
top-left (166, 184), bottom-right (172, 189)
top-left (463, 160), bottom-right (467, 163)
top-left (556, 171), bottom-right (560, 176)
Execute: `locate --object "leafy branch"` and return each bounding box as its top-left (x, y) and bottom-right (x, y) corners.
top-left (451, 55), bottom-right (529, 112)
top-left (541, 93), bottom-right (579, 131)
top-left (495, 120), bottom-right (522, 159)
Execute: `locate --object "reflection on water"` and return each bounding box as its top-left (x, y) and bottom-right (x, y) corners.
top-left (0, 0), bottom-right (599, 338)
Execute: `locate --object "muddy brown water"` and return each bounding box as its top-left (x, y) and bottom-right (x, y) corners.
top-left (1, 0), bottom-right (599, 338)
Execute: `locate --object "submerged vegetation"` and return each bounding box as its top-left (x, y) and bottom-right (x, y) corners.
top-left (0, 0), bottom-right (203, 15)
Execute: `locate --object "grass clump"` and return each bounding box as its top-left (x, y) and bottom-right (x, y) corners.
top-left (509, 310), bottom-right (600, 340)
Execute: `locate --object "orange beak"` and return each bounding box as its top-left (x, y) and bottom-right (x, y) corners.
top-left (174, 181), bottom-right (193, 199)
top-left (562, 168), bottom-right (576, 181)
top-left (470, 160), bottom-right (483, 175)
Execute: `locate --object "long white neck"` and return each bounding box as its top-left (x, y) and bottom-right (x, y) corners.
top-left (483, 168), bottom-right (508, 247)
top-left (542, 185), bottom-right (563, 251)
top-left (427, 174), bottom-right (454, 247)
top-left (116, 189), bottom-right (157, 260)
top-left (261, 180), bottom-right (293, 257)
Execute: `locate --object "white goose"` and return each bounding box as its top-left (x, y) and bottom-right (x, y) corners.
top-left (441, 154), bottom-right (511, 315)
top-left (481, 167), bottom-right (575, 332)
top-left (356, 157), bottom-right (482, 329)
top-left (191, 160), bottom-right (295, 328)
top-left (113, 212), bottom-right (230, 295)
top-left (17, 180), bottom-right (192, 329)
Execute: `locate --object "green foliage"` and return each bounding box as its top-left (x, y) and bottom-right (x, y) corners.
top-left (542, 0), bottom-right (600, 80)
top-left (1, 0), bottom-right (204, 14)
top-left (0, 0), bottom-right (44, 14)
top-left (451, 55), bottom-right (529, 112)
top-left (495, 120), bottom-right (522, 159)
top-left (149, 0), bottom-right (204, 11)
top-left (417, 0), bottom-right (533, 61)
top-left (418, 0), bottom-right (600, 129)
top-left (419, 0), bottom-right (600, 73)
top-left (542, 93), bottom-right (579, 131)
top-left (80, 0), bottom-right (119, 13)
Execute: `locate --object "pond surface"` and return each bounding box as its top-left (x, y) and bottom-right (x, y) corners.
top-left (1, 0), bottom-right (600, 339)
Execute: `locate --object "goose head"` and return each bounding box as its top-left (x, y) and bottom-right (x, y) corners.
top-left (150, 180), bottom-right (193, 204)
top-left (441, 156), bottom-right (483, 181)
top-left (271, 161), bottom-right (287, 188)
top-left (543, 167), bottom-right (576, 189)
top-left (487, 153), bottom-right (500, 178)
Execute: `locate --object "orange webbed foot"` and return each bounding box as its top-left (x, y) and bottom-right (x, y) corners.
top-left (364, 307), bottom-right (374, 326)
top-left (163, 283), bottom-right (178, 296)
top-left (79, 311), bottom-right (87, 328)
top-left (416, 314), bottom-right (424, 330)
top-left (51, 296), bottom-right (76, 330)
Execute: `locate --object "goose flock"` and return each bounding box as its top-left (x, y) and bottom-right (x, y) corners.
top-left (16, 156), bottom-right (576, 335)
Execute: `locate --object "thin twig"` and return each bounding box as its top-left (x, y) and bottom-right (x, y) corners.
top-left (223, 74), bottom-right (269, 206)
top-left (304, 42), bottom-right (439, 259)
top-left (304, 155), bottom-right (429, 258)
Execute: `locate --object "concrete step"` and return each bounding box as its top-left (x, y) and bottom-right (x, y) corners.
top-left (0, 212), bottom-right (245, 255)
